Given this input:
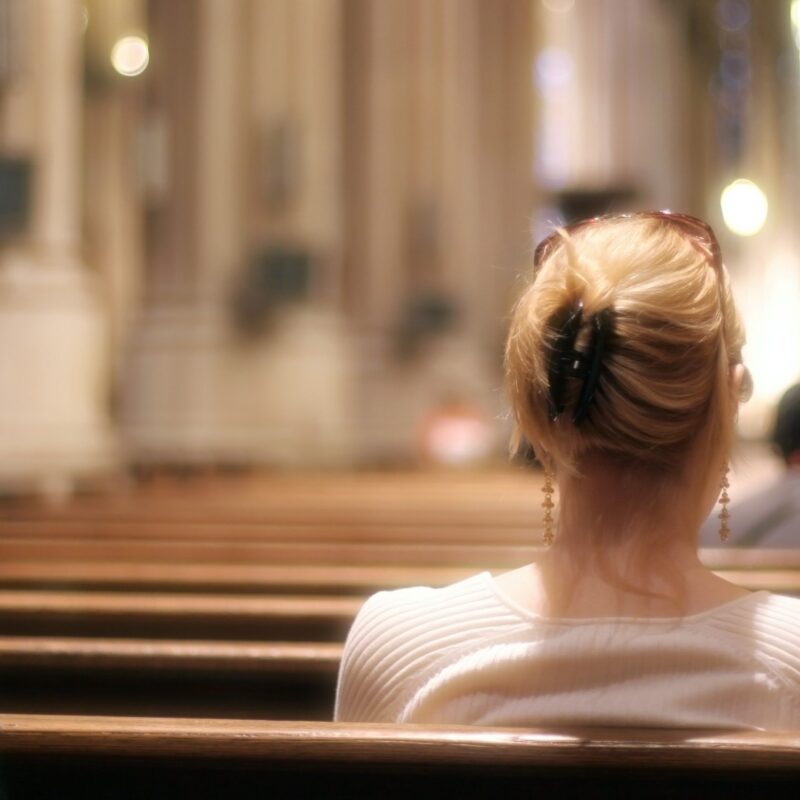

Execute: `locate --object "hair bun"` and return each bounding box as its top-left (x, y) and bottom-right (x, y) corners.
top-left (505, 215), bottom-right (746, 475)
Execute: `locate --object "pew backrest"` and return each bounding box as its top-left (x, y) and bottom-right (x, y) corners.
top-left (0, 715), bottom-right (798, 797)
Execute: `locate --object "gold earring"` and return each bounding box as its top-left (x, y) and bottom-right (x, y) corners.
top-left (718, 464), bottom-right (731, 543)
top-left (541, 461), bottom-right (555, 546)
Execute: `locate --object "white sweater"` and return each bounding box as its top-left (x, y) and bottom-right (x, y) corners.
top-left (334, 572), bottom-right (800, 729)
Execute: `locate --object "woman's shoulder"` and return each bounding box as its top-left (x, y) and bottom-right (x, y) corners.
top-left (738, 590), bottom-right (800, 632)
top-left (342, 571), bottom-right (491, 637)
top-left (343, 570), bottom-right (521, 639)
top-left (752, 591), bottom-right (800, 639)
top-left (334, 572), bottom-right (523, 722)
top-left (701, 590), bottom-right (800, 673)
top-left (699, 588), bottom-right (800, 628)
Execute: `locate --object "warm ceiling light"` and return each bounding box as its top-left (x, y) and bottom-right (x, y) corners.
top-left (111, 35), bottom-right (149, 77)
top-left (720, 179), bottom-right (768, 236)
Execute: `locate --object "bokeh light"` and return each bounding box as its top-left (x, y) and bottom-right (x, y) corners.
top-left (720, 178), bottom-right (768, 236)
top-left (110, 35), bottom-right (149, 77)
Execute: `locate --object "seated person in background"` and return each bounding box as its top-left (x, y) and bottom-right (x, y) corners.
top-left (700, 383), bottom-right (800, 547)
top-left (335, 213), bottom-right (800, 729)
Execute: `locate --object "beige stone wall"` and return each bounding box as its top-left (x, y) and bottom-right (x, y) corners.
top-left (0, 0), bottom-right (116, 494)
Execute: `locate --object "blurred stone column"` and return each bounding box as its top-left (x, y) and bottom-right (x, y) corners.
top-left (195, 0), bottom-right (247, 301)
top-left (0, 0), bottom-right (115, 494)
top-left (428, 0), bottom-right (532, 445)
top-left (124, 0), bottom-right (353, 467)
top-left (82, 0), bottom-right (148, 380)
top-left (123, 0), bottom-right (238, 464)
top-left (239, 0), bottom-right (353, 465)
top-left (343, 0), bottom-right (533, 461)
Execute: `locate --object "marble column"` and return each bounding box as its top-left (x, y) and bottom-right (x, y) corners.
top-left (0, 0), bottom-right (115, 495)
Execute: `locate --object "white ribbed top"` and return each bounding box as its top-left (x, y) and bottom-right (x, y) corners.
top-left (334, 573), bottom-right (800, 729)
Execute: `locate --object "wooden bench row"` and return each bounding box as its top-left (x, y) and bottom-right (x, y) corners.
top-left (2, 536), bottom-right (800, 570)
top-left (0, 636), bottom-right (341, 672)
top-left (0, 517), bottom-right (548, 544)
top-left (0, 537), bottom-right (545, 567)
top-left (0, 589), bottom-right (360, 640)
top-left (0, 470), bottom-right (544, 528)
top-left (0, 554), bottom-right (799, 597)
top-left (0, 714), bottom-right (798, 797)
top-left (0, 560), bottom-right (471, 593)
top-left (0, 639), bottom-right (340, 719)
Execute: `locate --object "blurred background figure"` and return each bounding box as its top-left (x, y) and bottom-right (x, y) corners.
top-left (416, 395), bottom-right (494, 468)
top-left (0, 0), bottom-right (798, 502)
top-left (701, 383), bottom-right (800, 546)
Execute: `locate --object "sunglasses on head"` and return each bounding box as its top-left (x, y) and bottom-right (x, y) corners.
top-left (534, 210), bottom-right (752, 407)
top-left (533, 211), bottom-right (723, 276)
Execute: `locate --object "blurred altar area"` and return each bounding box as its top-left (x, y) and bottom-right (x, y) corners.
top-left (0, 0), bottom-right (798, 506)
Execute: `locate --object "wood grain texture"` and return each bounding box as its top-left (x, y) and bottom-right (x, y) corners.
top-left (1, 538), bottom-right (798, 575)
top-left (0, 560), bottom-right (472, 591)
top-left (0, 538), bottom-right (539, 567)
top-left (0, 715), bottom-right (798, 770)
top-left (0, 590), bottom-right (361, 618)
top-left (0, 559), bottom-right (796, 596)
top-left (0, 637), bottom-right (341, 672)
top-left (0, 518), bottom-right (544, 542)
top-left (0, 590), bottom-right (361, 639)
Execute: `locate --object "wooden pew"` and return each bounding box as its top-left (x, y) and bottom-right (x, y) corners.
top-left (0, 714), bottom-right (798, 797)
top-left (0, 639), bottom-right (340, 719)
top-left (0, 636), bottom-right (341, 673)
top-left (0, 561), bottom-right (473, 593)
top-left (0, 544), bottom-right (799, 596)
top-left (0, 470), bottom-right (543, 531)
top-left (4, 535), bottom-right (800, 570)
top-left (0, 590), bottom-right (361, 640)
top-left (0, 517), bottom-right (545, 545)
top-left (0, 537), bottom-right (542, 567)
top-left (1, 558), bottom-right (800, 596)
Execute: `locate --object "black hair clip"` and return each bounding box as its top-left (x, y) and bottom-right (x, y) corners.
top-left (545, 302), bottom-right (612, 425)
top-left (546, 300), bottom-right (584, 422)
top-left (572, 309), bottom-right (612, 424)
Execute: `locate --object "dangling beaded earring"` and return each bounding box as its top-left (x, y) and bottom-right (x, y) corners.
top-left (541, 460), bottom-right (555, 546)
top-left (718, 464), bottom-right (731, 543)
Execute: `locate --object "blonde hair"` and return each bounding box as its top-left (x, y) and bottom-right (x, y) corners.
top-left (505, 216), bottom-right (746, 479)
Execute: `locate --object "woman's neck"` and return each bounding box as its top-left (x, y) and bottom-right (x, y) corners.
top-left (527, 460), bottom-right (737, 616)
top-left (554, 459), bottom-right (703, 557)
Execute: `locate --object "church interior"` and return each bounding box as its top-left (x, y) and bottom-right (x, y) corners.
top-left (0, 0), bottom-right (799, 794)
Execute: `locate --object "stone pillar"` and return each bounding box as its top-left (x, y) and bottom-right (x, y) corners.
top-left (83, 0), bottom-right (148, 367)
top-left (122, 0), bottom-right (235, 464)
top-left (195, 0), bottom-right (247, 300)
top-left (123, 0), bottom-right (353, 467)
top-left (0, 0), bottom-right (115, 494)
top-left (343, 0), bottom-right (533, 461)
